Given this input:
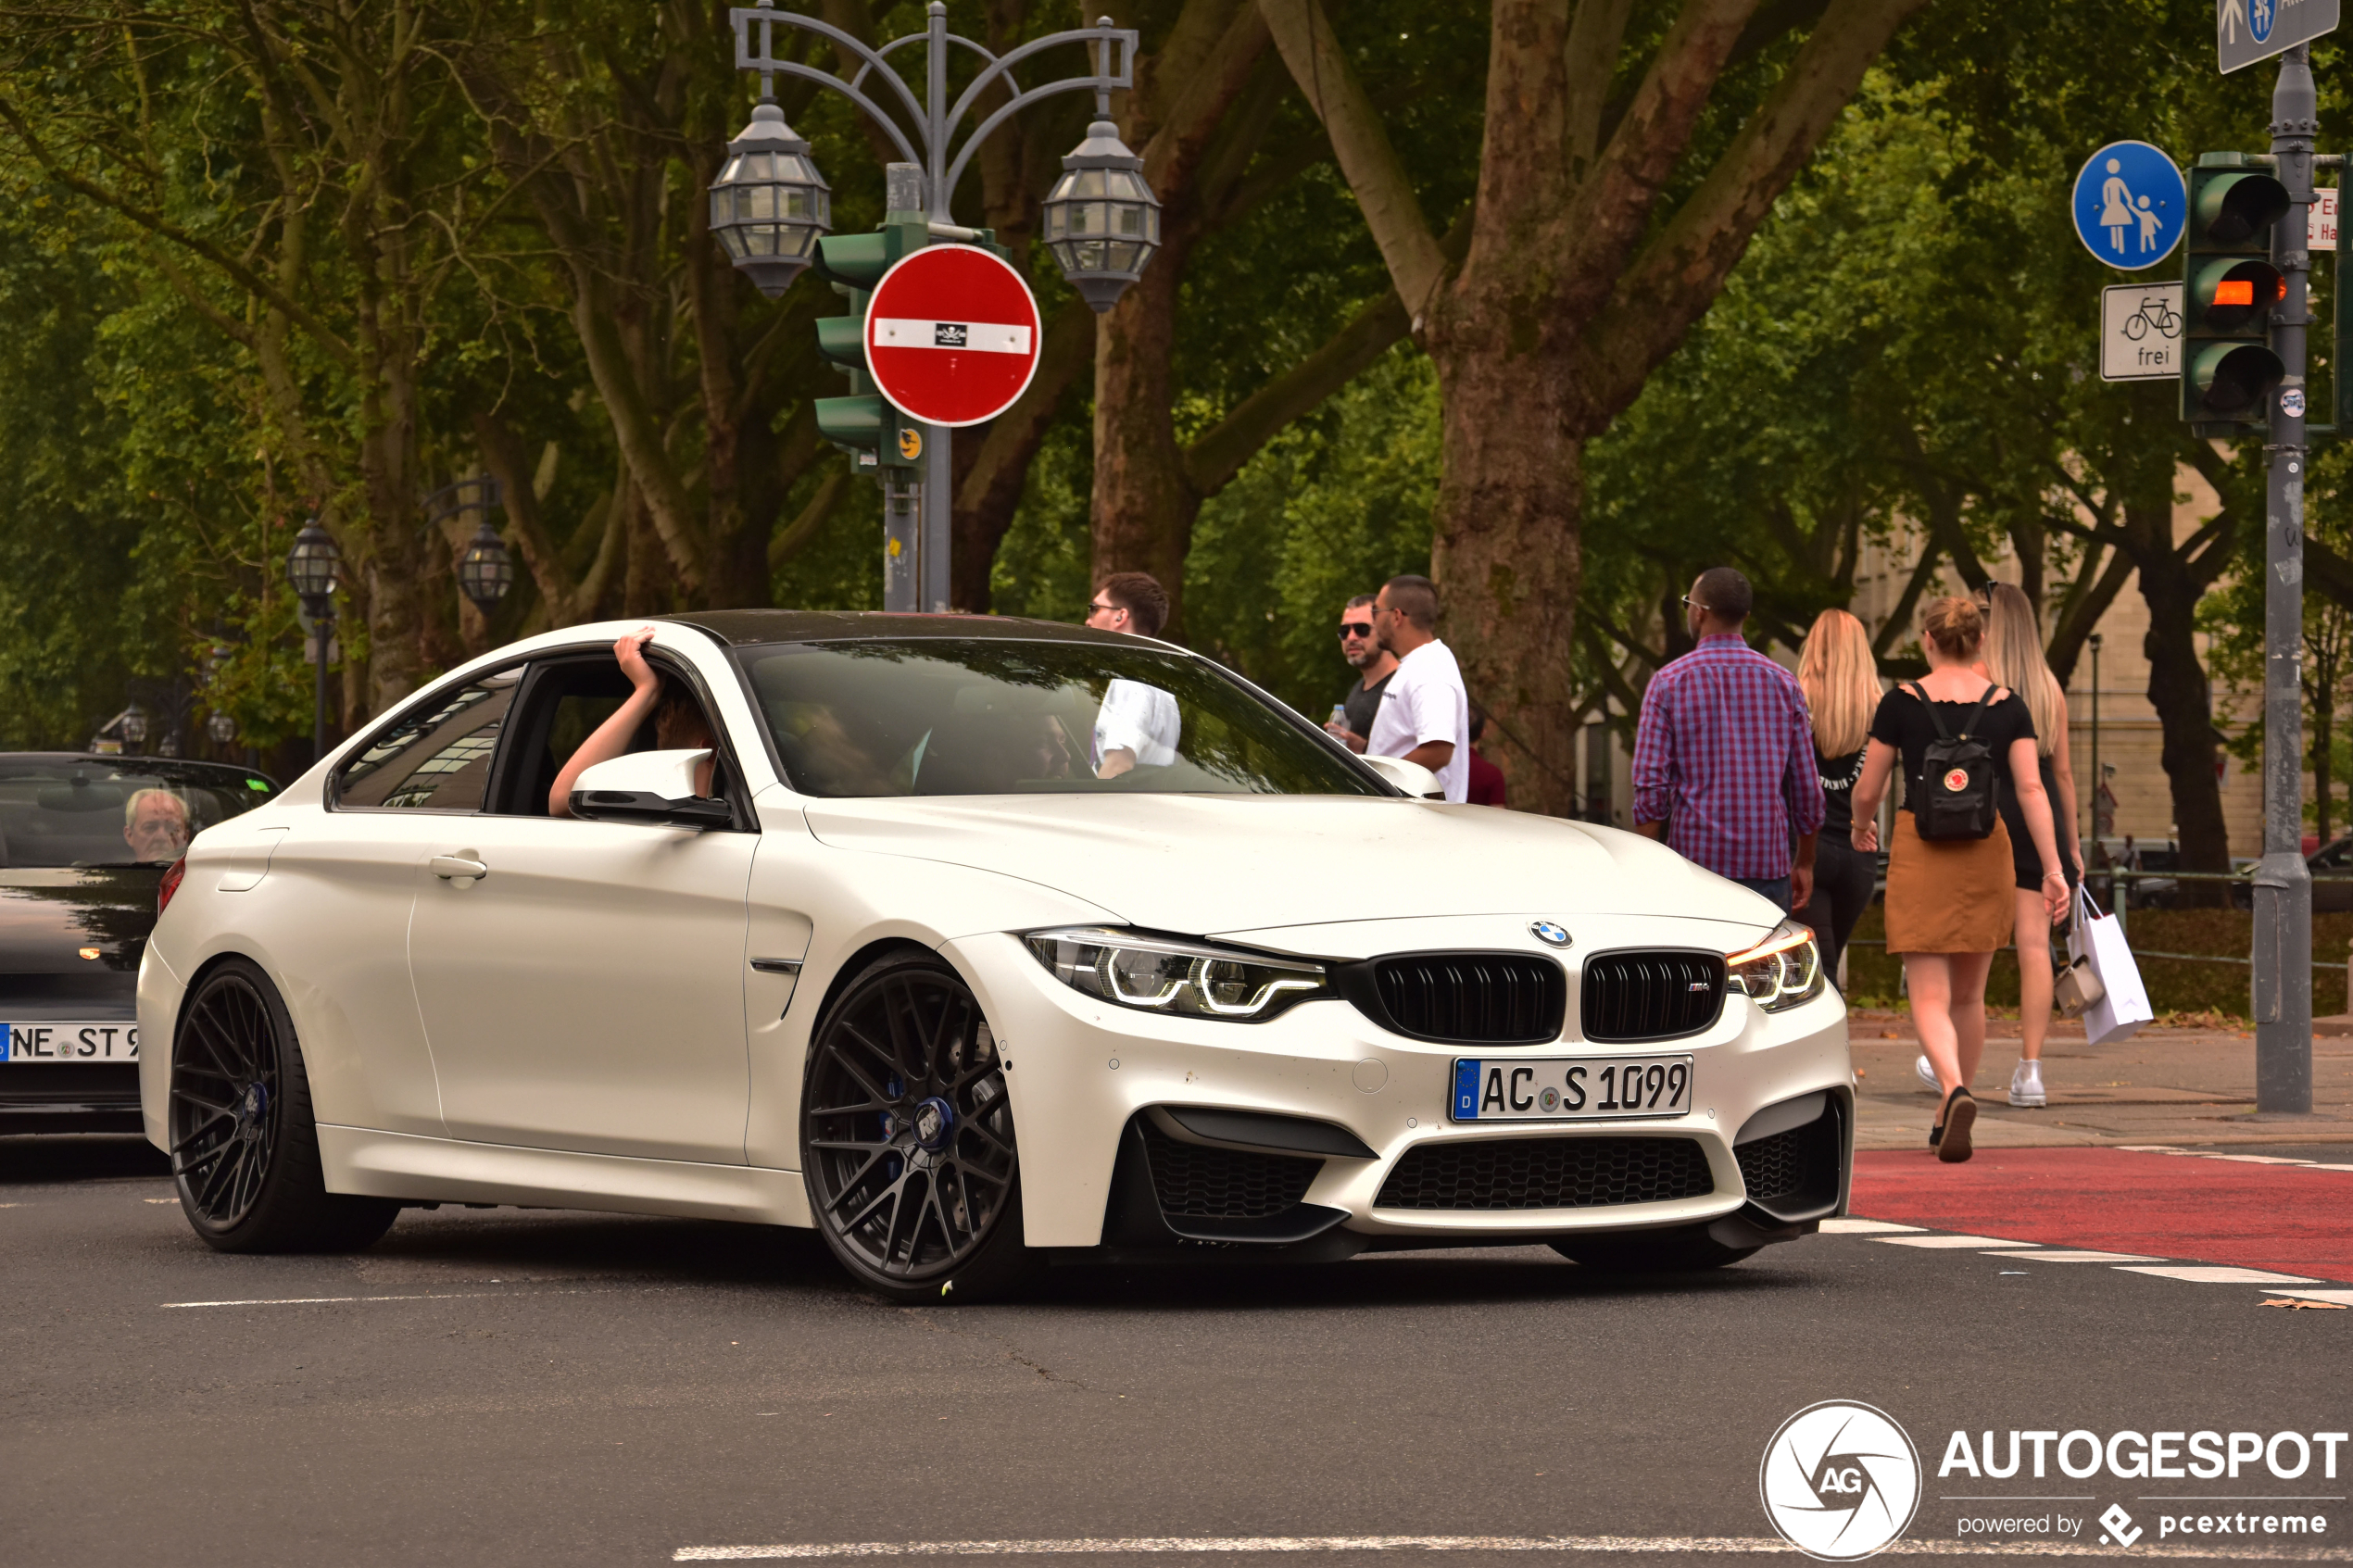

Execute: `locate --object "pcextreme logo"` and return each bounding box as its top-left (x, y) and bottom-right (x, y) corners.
top-left (1760, 1401), bottom-right (1923, 1561)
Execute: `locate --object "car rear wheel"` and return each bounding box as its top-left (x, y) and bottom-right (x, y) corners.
top-left (169, 958), bottom-right (398, 1253)
top-left (1551, 1223), bottom-right (1757, 1272)
top-left (801, 950), bottom-right (1032, 1303)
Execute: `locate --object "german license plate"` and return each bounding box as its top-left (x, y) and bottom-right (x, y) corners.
top-left (0, 1022), bottom-right (140, 1062)
top-left (1450, 1054), bottom-right (1693, 1123)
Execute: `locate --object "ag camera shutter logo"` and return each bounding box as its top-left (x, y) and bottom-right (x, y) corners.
top-left (1760, 1401), bottom-right (1922, 1560)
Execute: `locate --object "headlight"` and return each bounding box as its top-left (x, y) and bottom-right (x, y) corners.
top-left (1023, 926), bottom-right (1331, 1022)
top-left (1726, 920), bottom-right (1826, 1012)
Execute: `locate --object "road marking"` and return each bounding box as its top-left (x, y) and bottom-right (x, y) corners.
top-left (670, 1534), bottom-right (2353, 1561)
top-left (2269, 1288), bottom-right (2353, 1305)
top-left (1818, 1218), bottom-right (1921, 1234)
top-left (1984, 1249), bottom-right (2162, 1262)
top-left (1873, 1235), bottom-right (2037, 1249)
top-left (161, 1291), bottom-right (520, 1309)
top-left (2114, 1265), bottom-right (2323, 1285)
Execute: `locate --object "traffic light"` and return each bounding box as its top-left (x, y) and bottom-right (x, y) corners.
top-left (812, 220), bottom-right (927, 473)
top-left (2181, 156), bottom-right (2290, 427)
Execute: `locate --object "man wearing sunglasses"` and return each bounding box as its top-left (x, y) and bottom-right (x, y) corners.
top-left (1324, 595), bottom-right (1396, 754)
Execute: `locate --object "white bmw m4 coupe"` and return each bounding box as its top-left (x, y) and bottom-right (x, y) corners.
top-left (138, 612), bottom-right (1852, 1300)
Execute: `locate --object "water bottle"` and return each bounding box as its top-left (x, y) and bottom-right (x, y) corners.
top-left (1328, 704), bottom-right (1348, 732)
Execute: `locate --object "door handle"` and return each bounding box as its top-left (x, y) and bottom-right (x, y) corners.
top-left (431, 856), bottom-right (490, 882)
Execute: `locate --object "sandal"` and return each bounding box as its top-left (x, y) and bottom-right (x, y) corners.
top-left (1936, 1085), bottom-right (1977, 1164)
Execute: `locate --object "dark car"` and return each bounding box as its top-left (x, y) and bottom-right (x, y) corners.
top-left (1, 754), bottom-right (278, 1132)
top-left (2228, 837), bottom-right (2353, 911)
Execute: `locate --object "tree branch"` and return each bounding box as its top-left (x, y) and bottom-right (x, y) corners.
top-left (1256, 0), bottom-right (1448, 319)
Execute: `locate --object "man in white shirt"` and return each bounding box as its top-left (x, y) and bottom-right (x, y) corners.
top-left (1365, 573), bottom-right (1470, 803)
top-left (1085, 571), bottom-right (1182, 779)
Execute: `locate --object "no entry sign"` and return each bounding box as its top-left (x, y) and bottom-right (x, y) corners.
top-left (865, 245), bottom-right (1042, 428)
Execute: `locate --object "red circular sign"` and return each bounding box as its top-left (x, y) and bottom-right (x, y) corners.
top-left (864, 245), bottom-right (1043, 428)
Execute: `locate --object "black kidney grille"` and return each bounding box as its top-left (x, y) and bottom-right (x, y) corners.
top-left (1580, 951), bottom-right (1727, 1042)
top-left (1140, 1121), bottom-right (1320, 1219)
top-left (1375, 1136), bottom-right (1715, 1210)
top-left (1373, 953), bottom-right (1565, 1044)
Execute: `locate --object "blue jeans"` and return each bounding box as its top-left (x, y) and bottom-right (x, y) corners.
top-left (1731, 875), bottom-right (1792, 912)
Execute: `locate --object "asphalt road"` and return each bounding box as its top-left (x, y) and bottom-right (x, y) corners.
top-left (5, 1135), bottom-right (2349, 1567)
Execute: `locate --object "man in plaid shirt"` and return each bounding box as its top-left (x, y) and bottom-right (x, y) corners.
top-left (1630, 568), bottom-right (1822, 912)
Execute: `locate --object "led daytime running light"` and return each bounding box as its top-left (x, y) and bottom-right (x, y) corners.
top-left (1025, 926), bottom-right (1331, 1024)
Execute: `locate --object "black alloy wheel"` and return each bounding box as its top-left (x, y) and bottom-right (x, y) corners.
top-left (169, 957), bottom-right (398, 1253)
top-left (802, 950), bottom-right (1029, 1302)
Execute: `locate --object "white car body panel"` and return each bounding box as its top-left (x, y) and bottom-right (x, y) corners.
top-left (140, 614), bottom-right (1853, 1263)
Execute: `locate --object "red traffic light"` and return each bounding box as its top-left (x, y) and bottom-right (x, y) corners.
top-left (2215, 280), bottom-right (2255, 306)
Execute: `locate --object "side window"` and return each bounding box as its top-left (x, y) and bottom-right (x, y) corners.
top-left (489, 655), bottom-right (730, 817)
top-left (334, 671), bottom-right (522, 811)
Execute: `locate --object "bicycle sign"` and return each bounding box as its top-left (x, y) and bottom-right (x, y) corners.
top-left (2102, 282), bottom-right (2185, 381)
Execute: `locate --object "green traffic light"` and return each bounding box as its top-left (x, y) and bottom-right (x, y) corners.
top-left (2187, 340), bottom-right (2285, 417)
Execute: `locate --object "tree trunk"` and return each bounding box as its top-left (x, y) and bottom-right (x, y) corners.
top-left (2131, 511), bottom-right (2233, 901)
top-left (1089, 237), bottom-right (1203, 637)
top-left (1422, 314), bottom-right (1585, 815)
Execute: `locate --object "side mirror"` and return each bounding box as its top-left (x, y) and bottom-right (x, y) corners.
top-left (1360, 754), bottom-right (1445, 800)
top-left (569, 749), bottom-right (732, 829)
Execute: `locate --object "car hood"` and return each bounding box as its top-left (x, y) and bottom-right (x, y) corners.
top-left (800, 795), bottom-right (1783, 938)
top-left (0, 866), bottom-right (157, 974)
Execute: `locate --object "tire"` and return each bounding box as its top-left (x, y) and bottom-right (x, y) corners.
top-left (1551, 1223), bottom-right (1758, 1273)
top-left (168, 958), bottom-right (399, 1254)
top-left (801, 949), bottom-right (1034, 1304)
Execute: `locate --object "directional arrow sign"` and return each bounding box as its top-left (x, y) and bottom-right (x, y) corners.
top-left (864, 244), bottom-right (1043, 428)
top-left (2219, 0), bottom-right (2339, 74)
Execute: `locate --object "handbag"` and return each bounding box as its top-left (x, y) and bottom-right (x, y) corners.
top-left (1905, 683), bottom-right (2000, 841)
top-left (2052, 953), bottom-right (2106, 1020)
top-left (2067, 884), bottom-right (2152, 1046)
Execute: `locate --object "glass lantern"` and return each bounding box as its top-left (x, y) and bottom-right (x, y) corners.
top-left (456, 519), bottom-right (514, 609)
top-left (119, 706), bottom-right (148, 749)
top-left (286, 519), bottom-right (341, 608)
top-left (207, 711), bottom-right (238, 746)
top-left (709, 102), bottom-right (833, 298)
top-left (1042, 119), bottom-right (1162, 313)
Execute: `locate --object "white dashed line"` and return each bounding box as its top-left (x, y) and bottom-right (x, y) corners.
top-left (2270, 1289), bottom-right (2353, 1306)
top-left (162, 1291), bottom-right (518, 1309)
top-left (2118, 1265), bottom-right (2326, 1286)
top-left (1982, 1249), bottom-right (2161, 1262)
top-left (1872, 1235), bottom-right (2037, 1249)
top-left (1818, 1218), bottom-right (1921, 1234)
top-left (670, 1534), bottom-right (2353, 1562)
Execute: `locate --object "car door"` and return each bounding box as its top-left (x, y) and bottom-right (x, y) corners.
top-left (404, 654), bottom-right (757, 1164)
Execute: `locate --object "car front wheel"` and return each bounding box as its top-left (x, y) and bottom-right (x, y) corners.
top-left (801, 950), bottom-right (1032, 1303)
top-left (168, 957), bottom-right (399, 1253)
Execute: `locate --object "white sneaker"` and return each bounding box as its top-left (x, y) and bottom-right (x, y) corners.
top-left (1915, 1054), bottom-right (1940, 1094)
top-left (2009, 1060), bottom-right (2046, 1109)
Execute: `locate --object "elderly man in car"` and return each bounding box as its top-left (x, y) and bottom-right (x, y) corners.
top-left (122, 788), bottom-right (193, 863)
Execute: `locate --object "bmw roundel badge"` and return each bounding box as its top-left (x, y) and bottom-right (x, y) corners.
top-left (1529, 921), bottom-right (1572, 947)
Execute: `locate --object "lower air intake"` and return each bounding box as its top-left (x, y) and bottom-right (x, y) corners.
top-left (1375, 1136), bottom-right (1715, 1210)
top-left (1140, 1121), bottom-right (1320, 1220)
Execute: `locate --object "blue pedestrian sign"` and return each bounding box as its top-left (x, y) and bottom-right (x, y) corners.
top-left (2072, 142), bottom-right (2186, 270)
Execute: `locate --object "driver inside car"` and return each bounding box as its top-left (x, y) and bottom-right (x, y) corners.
top-left (122, 788), bottom-right (192, 863)
top-left (548, 627), bottom-right (718, 818)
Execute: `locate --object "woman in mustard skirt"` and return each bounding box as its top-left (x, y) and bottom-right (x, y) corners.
top-left (1851, 597), bottom-right (2069, 1161)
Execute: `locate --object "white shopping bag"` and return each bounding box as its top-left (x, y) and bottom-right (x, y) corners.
top-left (2068, 884), bottom-right (2152, 1047)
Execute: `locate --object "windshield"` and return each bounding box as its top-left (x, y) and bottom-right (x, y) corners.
top-left (0, 759), bottom-right (278, 868)
top-left (736, 640), bottom-right (1382, 799)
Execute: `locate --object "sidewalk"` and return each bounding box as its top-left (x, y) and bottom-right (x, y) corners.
top-left (1844, 1008), bottom-right (2353, 1150)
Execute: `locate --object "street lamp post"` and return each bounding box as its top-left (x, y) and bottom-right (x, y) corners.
top-left (715, 1), bottom-right (1157, 611)
top-left (286, 518), bottom-right (342, 767)
top-left (2089, 632), bottom-right (2102, 852)
top-left (424, 476), bottom-right (514, 612)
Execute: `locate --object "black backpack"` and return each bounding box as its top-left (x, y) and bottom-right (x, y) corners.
top-left (1906, 682), bottom-right (2000, 841)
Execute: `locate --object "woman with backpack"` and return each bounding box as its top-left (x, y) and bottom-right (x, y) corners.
top-left (1851, 597), bottom-right (2070, 1162)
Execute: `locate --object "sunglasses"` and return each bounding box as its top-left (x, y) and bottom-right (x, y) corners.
top-left (1088, 600), bottom-right (1120, 615)
top-left (1339, 621), bottom-right (1375, 638)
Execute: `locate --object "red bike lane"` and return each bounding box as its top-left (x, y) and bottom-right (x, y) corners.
top-left (1848, 1148), bottom-right (2353, 1282)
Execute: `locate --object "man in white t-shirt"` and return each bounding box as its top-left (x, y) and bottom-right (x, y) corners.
top-left (1365, 573), bottom-right (1470, 803)
top-left (1085, 571), bottom-right (1182, 778)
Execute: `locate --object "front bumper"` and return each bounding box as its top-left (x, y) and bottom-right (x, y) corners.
top-left (943, 926), bottom-right (1852, 1251)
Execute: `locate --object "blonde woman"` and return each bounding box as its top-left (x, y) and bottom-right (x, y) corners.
top-left (1793, 609), bottom-right (1882, 984)
top-left (1852, 597), bottom-right (2069, 1162)
top-left (1983, 583), bottom-right (2083, 1107)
